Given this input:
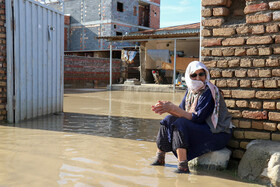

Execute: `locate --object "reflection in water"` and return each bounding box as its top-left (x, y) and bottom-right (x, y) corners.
top-left (0, 90), bottom-right (264, 186)
top-left (7, 113), bottom-right (160, 142)
top-left (63, 113), bottom-right (160, 141)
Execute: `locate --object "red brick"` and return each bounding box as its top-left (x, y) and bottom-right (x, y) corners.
top-left (202, 0), bottom-right (227, 6)
top-left (244, 131), bottom-right (270, 140)
top-left (242, 110), bottom-right (268, 120)
top-left (201, 49), bottom-right (212, 56)
top-left (212, 49), bottom-right (223, 56)
top-left (258, 47), bottom-right (272, 56)
top-left (232, 90), bottom-right (255, 99)
top-left (210, 70), bottom-right (221, 77)
top-left (275, 35), bottom-right (280, 43)
top-left (217, 80), bottom-right (227, 87)
top-left (246, 13), bottom-right (272, 24)
top-left (202, 18), bottom-right (224, 27)
top-left (213, 28), bottom-right (235, 36)
top-left (264, 80), bottom-right (277, 88)
top-left (223, 48), bottom-right (235, 56)
top-left (222, 38), bottom-right (245, 46)
top-left (252, 25), bottom-right (265, 34)
top-left (227, 79), bottom-right (238, 87)
top-left (247, 36), bottom-right (273, 45)
top-left (228, 109), bottom-right (242, 118)
top-left (202, 9), bottom-right (212, 17)
top-left (259, 69), bottom-right (271, 77)
top-left (272, 134), bottom-right (280, 141)
top-left (64, 15), bottom-right (71, 25)
top-left (236, 26), bottom-right (251, 35)
top-left (263, 102), bottom-right (276, 110)
top-left (240, 80), bottom-right (251, 88)
top-left (266, 59), bottom-right (279, 66)
top-left (228, 59), bottom-right (240, 67)
top-left (253, 59), bottom-right (265, 67)
top-left (240, 59), bottom-right (252, 67)
top-left (252, 80), bottom-right (264, 88)
top-left (273, 47), bottom-right (280, 54)
top-left (273, 11), bottom-right (280, 21)
top-left (222, 90), bottom-right (231, 98)
top-left (272, 69), bottom-right (280, 76)
top-left (217, 60), bottom-right (228, 67)
top-left (202, 38), bottom-right (223, 47)
top-left (269, 112), bottom-right (280, 121)
top-left (239, 121), bottom-right (251, 128)
top-left (256, 91), bottom-right (280, 99)
top-left (269, 1), bottom-right (280, 9)
top-left (202, 29), bottom-right (212, 37)
top-left (213, 7), bottom-right (229, 16)
top-left (149, 5), bottom-right (160, 29)
top-left (203, 60), bottom-right (217, 68)
top-left (252, 121), bottom-right (263, 129)
top-left (235, 48), bottom-right (246, 56)
top-left (266, 24), bottom-right (279, 33)
top-left (244, 3), bottom-right (268, 14)
top-left (236, 100), bottom-right (248, 107)
top-left (235, 70), bottom-right (247, 77)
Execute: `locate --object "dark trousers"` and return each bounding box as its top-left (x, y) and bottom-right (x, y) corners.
top-left (156, 125), bottom-right (186, 153)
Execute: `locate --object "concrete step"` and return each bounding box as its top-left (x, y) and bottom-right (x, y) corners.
top-left (189, 148), bottom-right (232, 170)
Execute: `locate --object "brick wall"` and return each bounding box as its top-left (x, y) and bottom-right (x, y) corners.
top-left (64, 15), bottom-right (70, 51)
top-left (151, 0), bottom-right (160, 4)
top-left (201, 0), bottom-right (280, 160)
top-left (64, 56), bottom-right (122, 87)
top-left (0, 1), bottom-right (6, 122)
top-left (149, 4), bottom-right (160, 29)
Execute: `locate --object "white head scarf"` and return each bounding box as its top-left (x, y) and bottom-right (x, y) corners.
top-left (185, 61), bottom-right (210, 93)
top-left (185, 61), bottom-right (220, 129)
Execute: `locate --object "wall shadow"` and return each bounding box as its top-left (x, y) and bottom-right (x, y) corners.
top-left (2, 112), bottom-right (161, 142)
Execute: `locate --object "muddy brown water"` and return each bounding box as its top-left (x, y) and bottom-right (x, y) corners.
top-left (0, 89), bottom-right (264, 186)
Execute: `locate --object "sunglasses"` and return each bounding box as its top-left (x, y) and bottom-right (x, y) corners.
top-left (190, 72), bottom-right (206, 78)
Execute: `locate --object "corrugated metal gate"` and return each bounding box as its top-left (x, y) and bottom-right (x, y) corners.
top-left (6, 0), bottom-right (64, 123)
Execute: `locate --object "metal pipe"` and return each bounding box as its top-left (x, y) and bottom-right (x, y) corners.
top-left (110, 42), bottom-right (112, 90)
top-left (99, 36), bottom-right (199, 43)
top-left (173, 39), bottom-right (177, 92)
top-left (139, 46), bottom-right (142, 83)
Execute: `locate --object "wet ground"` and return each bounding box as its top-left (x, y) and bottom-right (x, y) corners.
top-left (0, 89), bottom-right (264, 186)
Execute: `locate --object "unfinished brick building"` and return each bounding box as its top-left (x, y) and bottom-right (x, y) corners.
top-left (201, 0), bottom-right (280, 160)
top-left (64, 0), bottom-right (160, 51)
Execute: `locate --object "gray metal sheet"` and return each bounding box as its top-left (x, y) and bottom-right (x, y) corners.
top-left (6, 0), bottom-right (64, 123)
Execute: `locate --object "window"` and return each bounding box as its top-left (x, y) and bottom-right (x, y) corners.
top-left (116, 32), bottom-right (122, 36)
top-left (117, 2), bottom-right (123, 12)
top-left (133, 6), bottom-right (137, 16)
top-left (114, 25), bottom-right (117, 29)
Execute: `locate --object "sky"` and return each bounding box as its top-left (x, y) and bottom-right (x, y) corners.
top-left (160, 0), bottom-right (201, 28)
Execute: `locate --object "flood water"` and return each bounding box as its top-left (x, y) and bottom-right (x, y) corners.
top-left (0, 89), bottom-right (263, 186)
